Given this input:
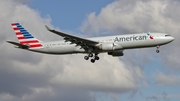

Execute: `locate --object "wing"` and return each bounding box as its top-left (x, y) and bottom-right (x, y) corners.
top-left (45, 25), bottom-right (99, 49)
top-left (7, 41), bottom-right (29, 49)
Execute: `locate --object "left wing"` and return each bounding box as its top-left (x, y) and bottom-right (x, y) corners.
top-left (45, 25), bottom-right (99, 49)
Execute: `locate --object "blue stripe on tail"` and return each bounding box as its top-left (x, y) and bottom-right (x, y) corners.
top-left (15, 23), bottom-right (35, 39)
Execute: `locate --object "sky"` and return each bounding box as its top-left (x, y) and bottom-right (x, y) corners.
top-left (0, 0), bottom-right (180, 101)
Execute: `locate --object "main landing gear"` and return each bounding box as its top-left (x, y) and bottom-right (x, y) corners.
top-left (156, 45), bottom-right (160, 53)
top-left (84, 53), bottom-right (99, 63)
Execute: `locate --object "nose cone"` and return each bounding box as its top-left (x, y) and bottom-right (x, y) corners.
top-left (157, 34), bottom-right (174, 45)
top-left (169, 36), bottom-right (175, 42)
top-left (165, 36), bottom-right (174, 44)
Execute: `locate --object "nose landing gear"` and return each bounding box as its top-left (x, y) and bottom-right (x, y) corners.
top-left (156, 45), bottom-right (160, 53)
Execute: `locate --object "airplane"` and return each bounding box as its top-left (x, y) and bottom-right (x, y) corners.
top-left (7, 23), bottom-right (174, 63)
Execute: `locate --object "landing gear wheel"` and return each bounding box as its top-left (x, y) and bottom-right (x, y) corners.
top-left (95, 56), bottom-right (99, 60)
top-left (84, 56), bottom-right (89, 60)
top-left (91, 59), bottom-right (95, 63)
top-left (156, 50), bottom-right (160, 53)
top-left (88, 53), bottom-right (93, 57)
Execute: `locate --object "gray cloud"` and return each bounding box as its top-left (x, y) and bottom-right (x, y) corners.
top-left (154, 72), bottom-right (180, 86)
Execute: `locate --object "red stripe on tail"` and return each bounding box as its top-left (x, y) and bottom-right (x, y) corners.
top-left (16, 32), bottom-right (22, 35)
top-left (11, 23), bottom-right (16, 26)
top-left (20, 40), bottom-right (39, 44)
top-left (30, 44), bottom-right (42, 48)
top-left (18, 36), bottom-right (26, 40)
top-left (13, 28), bottom-right (19, 30)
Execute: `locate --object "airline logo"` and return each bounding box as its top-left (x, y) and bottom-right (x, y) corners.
top-left (147, 32), bottom-right (154, 39)
top-left (11, 23), bottom-right (42, 49)
top-left (114, 35), bottom-right (147, 42)
top-left (114, 33), bottom-right (154, 42)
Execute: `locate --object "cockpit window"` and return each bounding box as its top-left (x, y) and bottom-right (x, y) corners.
top-left (165, 35), bottom-right (171, 37)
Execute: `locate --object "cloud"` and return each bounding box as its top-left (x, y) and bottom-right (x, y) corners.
top-left (81, 0), bottom-right (167, 35)
top-left (50, 55), bottom-right (144, 92)
top-left (154, 72), bottom-right (180, 86)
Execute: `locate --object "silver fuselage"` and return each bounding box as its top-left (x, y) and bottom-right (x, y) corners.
top-left (28, 33), bottom-right (174, 54)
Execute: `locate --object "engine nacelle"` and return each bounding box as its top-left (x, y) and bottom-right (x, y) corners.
top-left (108, 50), bottom-right (124, 57)
top-left (99, 43), bottom-right (123, 51)
top-left (100, 43), bottom-right (114, 51)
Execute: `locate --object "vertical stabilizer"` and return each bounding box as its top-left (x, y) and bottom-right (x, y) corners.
top-left (11, 23), bottom-right (43, 48)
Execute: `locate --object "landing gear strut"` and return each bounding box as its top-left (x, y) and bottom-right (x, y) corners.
top-left (156, 45), bottom-right (160, 53)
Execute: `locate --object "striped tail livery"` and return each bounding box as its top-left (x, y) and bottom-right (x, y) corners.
top-left (11, 23), bottom-right (42, 49)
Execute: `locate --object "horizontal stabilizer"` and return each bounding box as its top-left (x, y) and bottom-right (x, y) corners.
top-left (7, 41), bottom-right (29, 49)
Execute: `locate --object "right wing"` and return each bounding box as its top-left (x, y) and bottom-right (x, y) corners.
top-left (45, 25), bottom-right (99, 49)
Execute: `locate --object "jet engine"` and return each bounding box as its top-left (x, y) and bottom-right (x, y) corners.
top-left (100, 43), bottom-right (114, 51)
top-left (108, 50), bottom-right (124, 57)
top-left (99, 43), bottom-right (122, 51)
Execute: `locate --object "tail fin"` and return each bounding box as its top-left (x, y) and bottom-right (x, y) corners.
top-left (11, 23), bottom-right (43, 49)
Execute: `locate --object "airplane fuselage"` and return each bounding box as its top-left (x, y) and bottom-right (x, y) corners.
top-left (29, 33), bottom-right (174, 55)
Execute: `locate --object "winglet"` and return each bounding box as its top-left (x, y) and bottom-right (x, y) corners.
top-left (45, 25), bottom-right (52, 31)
